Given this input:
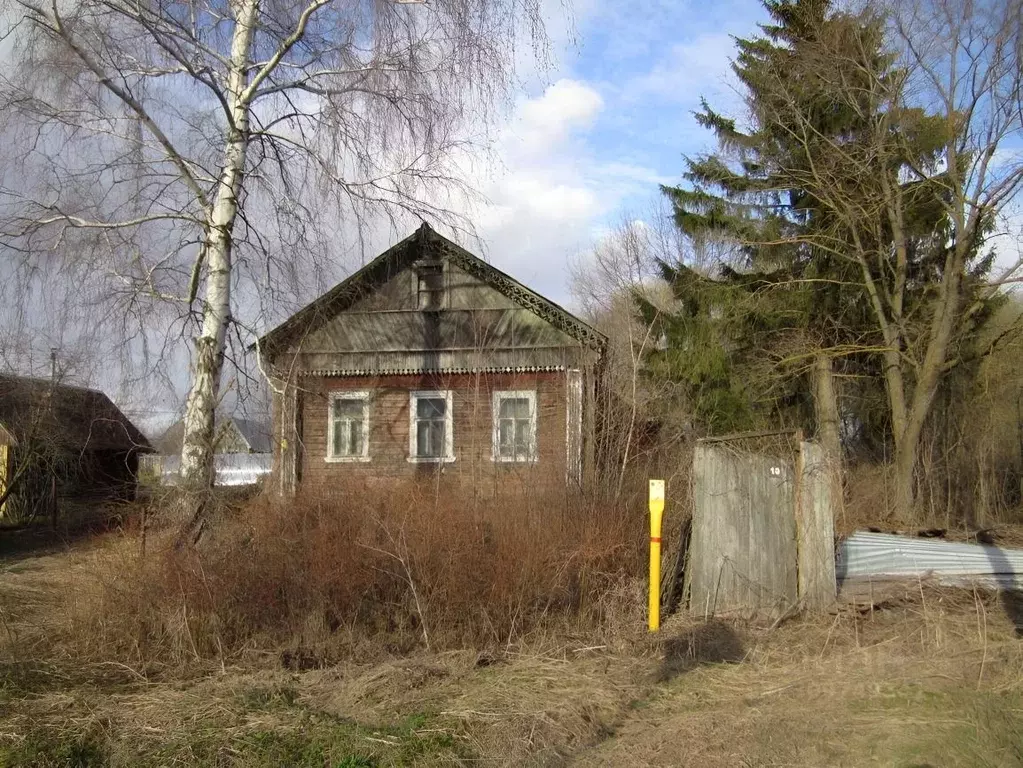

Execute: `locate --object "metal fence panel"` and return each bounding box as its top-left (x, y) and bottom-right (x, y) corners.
top-left (837, 532), bottom-right (1023, 590)
top-left (152, 453), bottom-right (272, 487)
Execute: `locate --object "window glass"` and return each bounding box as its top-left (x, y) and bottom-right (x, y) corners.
top-left (414, 396), bottom-right (447, 458)
top-left (495, 395), bottom-right (535, 460)
top-left (331, 397), bottom-right (366, 457)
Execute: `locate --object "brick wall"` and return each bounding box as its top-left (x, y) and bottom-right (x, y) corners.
top-left (294, 372), bottom-right (570, 494)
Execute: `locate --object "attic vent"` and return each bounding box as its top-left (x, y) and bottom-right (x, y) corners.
top-left (416, 262), bottom-right (445, 310)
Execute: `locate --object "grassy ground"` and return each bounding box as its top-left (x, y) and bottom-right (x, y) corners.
top-left (2, 532), bottom-right (1022, 767)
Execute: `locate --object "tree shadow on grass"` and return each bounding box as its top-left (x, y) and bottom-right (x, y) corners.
top-left (657, 620), bottom-right (746, 682)
top-left (977, 530), bottom-right (1023, 638)
top-left (0, 521), bottom-right (104, 565)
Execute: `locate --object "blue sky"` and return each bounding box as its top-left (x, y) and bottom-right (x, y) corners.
top-left (468, 0), bottom-right (770, 305)
top-left (471, 0), bottom-right (1023, 308)
top-left (2, 0), bottom-right (773, 424)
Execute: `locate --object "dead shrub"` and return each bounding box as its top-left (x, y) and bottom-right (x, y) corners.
top-left (64, 481), bottom-right (645, 668)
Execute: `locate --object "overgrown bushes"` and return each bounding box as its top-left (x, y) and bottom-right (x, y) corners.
top-left (68, 484), bottom-right (645, 668)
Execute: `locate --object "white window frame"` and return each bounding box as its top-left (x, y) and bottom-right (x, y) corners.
top-left (325, 391), bottom-right (371, 463)
top-left (408, 390), bottom-right (455, 463)
top-left (492, 390), bottom-right (538, 463)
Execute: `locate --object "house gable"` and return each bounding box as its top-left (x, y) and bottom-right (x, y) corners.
top-left (215, 420), bottom-right (251, 453)
top-left (157, 416), bottom-right (271, 455)
top-left (258, 224), bottom-right (605, 375)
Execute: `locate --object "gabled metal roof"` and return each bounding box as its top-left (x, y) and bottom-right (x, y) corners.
top-left (255, 223), bottom-right (606, 361)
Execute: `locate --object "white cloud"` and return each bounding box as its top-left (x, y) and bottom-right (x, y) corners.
top-left (505, 177), bottom-right (600, 220)
top-left (511, 78), bottom-right (604, 154)
top-left (458, 78), bottom-right (670, 305)
top-left (627, 33), bottom-right (738, 106)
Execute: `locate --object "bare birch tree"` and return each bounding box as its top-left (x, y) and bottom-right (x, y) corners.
top-left (0, 0), bottom-right (548, 522)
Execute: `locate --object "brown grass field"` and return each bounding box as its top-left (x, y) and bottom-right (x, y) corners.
top-left (2, 514), bottom-right (1023, 767)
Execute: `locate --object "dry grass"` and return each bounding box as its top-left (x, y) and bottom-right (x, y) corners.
top-left (4, 499), bottom-right (1023, 766)
top-left (582, 584), bottom-right (1023, 767)
top-left (4, 568), bottom-right (1023, 766)
top-left (26, 484), bottom-right (644, 673)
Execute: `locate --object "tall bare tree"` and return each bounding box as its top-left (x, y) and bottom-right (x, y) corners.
top-left (771, 0), bottom-right (1023, 519)
top-left (661, 0), bottom-right (1023, 521)
top-left (0, 0), bottom-right (548, 522)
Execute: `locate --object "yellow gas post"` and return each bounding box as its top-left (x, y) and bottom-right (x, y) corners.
top-left (648, 479), bottom-right (665, 632)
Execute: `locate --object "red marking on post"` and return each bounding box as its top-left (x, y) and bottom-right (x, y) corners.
top-left (650, 537), bottom-right (662, 544)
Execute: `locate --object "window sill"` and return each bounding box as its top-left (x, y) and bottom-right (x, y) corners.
top-left (406, 456), bottom-right (456, 464)
top-left (325, 455), bottom-right (372, 463)
top-left (491, 456), bottom-right (539, 464)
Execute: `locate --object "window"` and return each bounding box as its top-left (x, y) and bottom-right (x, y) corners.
top-left (409, 390), bottom-right (454, 462)
top-left (327, 391), bottom-right (370, 462)
top-left (416, 262), bottom-right (445, 310)
top-left (492, 391), bottom-right (537, 462)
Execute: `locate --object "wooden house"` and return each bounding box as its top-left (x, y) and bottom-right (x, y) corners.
top-left (156, 415), bottom-right (273, 455)
top-left (257, 224), bottom-right (606, 495)
top-left (146, 415), bottom-right (273, 487)
top-left (0, 374), bottom-right (151, 519)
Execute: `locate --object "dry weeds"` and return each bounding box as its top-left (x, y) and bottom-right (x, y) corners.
top-left (4, 517), bottom-right (1023, 766)
top-left (580, 584), bottom-right (1023, 767)
top-left (32, 484), bottom-right (643, 673)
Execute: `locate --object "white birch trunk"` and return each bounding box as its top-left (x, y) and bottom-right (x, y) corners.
top-left (178, 0), bottom-right (259, 493)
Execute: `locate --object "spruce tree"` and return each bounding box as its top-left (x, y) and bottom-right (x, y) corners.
top-left (647, 0), bottom-right (990, 456)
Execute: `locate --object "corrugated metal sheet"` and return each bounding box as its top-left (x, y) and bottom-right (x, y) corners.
top-left (837, 531), bottom-right (1023, 589)
top-left (153, 453), bottom-right (272, 487)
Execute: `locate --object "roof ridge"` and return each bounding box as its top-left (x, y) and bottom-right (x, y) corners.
top-left (0, 372), bottom-right (108, 397)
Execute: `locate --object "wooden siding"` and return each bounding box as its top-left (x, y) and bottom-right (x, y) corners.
top-left (278, 258), bottom-right (597, 376)
top-left (300, 308), bottom-right (579, 355)
top-left (689, 443), bottom-right (797, 617)
top-left (347, 261), bottom-right (520, 313)
top-left (296, 372), bottom-right (572, 492)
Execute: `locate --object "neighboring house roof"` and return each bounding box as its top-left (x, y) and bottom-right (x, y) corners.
top-left (229, 417), bottom-right (274, 453)
top-left (0, 374), bottom-right (152, 453)
top-left (256, 223), bottom-right (606, 361)
top-left (156, 416), bottom-right (272, 455)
